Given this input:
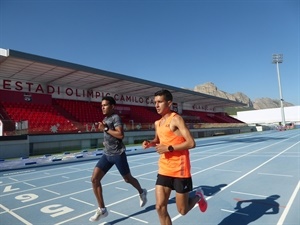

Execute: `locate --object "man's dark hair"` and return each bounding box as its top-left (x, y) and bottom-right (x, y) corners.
top-left (154, 89), bottom-right (173, 102)
top-left (102, 96), bottom-right (116, 105)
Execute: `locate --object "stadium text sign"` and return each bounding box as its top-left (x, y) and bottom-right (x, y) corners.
top-left (1, 79), bottom-right (216, 111)
top-left (1, 79), bottom-right (155, 105)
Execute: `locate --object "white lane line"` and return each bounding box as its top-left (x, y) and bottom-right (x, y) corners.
top-left (115, 187), bottom-right (128, 191)
top-left (231, 191), bottom-right (268, 198)
top-left (54, 210), bottom-right (96, 225)
top-left (3, 170), bottom-right (36, 176)
top-left (43, 188), bottom-right (60, 195)
top-left (215, 169), bottom-right (242, 173)
top-left (277, 180), bottom-right (300, 225)
top-left (69, 197), bottom-right (94, 206)
top-left (140, 177), bottom-right (156, 182)
top-left (258, 172), bottom-right (293, 178)
top-left (110, 210), bottom-right (148, 223)
top-left (23, 182), bottom-right (36, 187)
top-left (0, 204), bottom-right (32, 225)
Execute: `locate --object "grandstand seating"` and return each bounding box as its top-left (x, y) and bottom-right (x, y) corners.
top-left (0, 91), bottom-right (244, 135)
top-left (183, 110), bottom-right (217, 123)
top-left (122, 104), bottom-right (160, 122)
top-left (213, 112), bottom-right (244, 123)
top-left (53, 99), bottom-right (104, 123)
top-left (110, 104), bottom-right (159, 130)
top-left (1, 101), bottom-right (78, 134)
top-left (182, 110), bottom-right (243, 124)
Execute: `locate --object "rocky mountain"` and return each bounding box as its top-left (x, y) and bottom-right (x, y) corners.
top-left (252, 98), bottom-right (294, 109)
top-left (192, 82), bottom-right (294, 110)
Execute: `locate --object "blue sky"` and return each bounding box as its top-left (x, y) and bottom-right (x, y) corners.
top-left (1, 0), bottom-right (299, 105)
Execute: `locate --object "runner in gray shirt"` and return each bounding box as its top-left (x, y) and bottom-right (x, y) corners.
top-left (89, 96), bottom-right (147, 222)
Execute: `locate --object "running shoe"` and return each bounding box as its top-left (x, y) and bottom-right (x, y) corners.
top-left (89, 207), bottom-right (108, 222)
top-left (139, 188), bottom-right (148, 207)
top-left (196, 188), bottom-right (208, 212)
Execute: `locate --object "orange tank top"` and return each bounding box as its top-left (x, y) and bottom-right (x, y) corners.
top-left (157, 112), bottom-right (191, 178)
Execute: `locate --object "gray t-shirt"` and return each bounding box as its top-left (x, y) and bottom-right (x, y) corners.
top-left (103, 113), bottom-right (126, 156)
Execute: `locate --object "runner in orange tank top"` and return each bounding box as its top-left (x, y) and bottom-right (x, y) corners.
top-left (142, 89), bottom-right (207, 225)
top-left (156, 111), bottom-right (191, 178)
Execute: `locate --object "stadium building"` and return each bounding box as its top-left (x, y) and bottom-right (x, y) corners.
top-left (1, 48), bottom-right (251, 159)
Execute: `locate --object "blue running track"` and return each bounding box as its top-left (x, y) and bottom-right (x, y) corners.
top-left (0, 129), bottom-right (299, 225)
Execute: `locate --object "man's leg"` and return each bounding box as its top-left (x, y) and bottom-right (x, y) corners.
top-left (123, 173), bottom-right (148, 207)
top-left (175, 192), bottom-right (200, 215)
top-left (115, 152), bottom-right (147, 206)
top-left (89, 167), bottom-right (108, 222)
top-left (123, 173), bottom-right (143, 193)
top-left (155, 185), bottom-right (172, 225)
top-left (91, 167), bottom-right (106, 208)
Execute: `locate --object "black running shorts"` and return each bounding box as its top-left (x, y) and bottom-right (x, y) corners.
top-left (156, 174), bottom-right (193, 193)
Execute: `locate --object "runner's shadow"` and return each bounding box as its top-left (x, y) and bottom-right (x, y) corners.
top-left (171, 184), bottom-right (227, 203)
top-left (168, 184), bottom-right (226, 202)
top-left (218, 195), bottom-right (280, 225)
top-left (199, 184), bottom-right (227, 196)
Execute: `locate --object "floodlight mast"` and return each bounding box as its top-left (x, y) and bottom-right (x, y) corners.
top-left (272, 54), bottom-right (286, 127)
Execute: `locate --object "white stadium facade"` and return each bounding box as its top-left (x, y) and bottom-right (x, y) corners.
top-left (236, 106), bottom-right (300, 127)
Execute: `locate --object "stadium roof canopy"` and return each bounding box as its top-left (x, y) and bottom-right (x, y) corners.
top-left (0, 48), bottom-right (245, 108)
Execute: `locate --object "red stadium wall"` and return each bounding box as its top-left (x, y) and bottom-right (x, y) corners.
top-left (0, 90), bottom-right (52, 104)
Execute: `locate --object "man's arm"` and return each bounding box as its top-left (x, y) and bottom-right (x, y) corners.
top-left (99, 121), bottom-right (124, 140)
top-left (169, 114), bottom-right (195, 150)
top-left (142, 121), bottom-right (159, 149)
top-left (154, 115), bottom-right (195, 154)
top-left (108, 125), bottom-right (124, 140)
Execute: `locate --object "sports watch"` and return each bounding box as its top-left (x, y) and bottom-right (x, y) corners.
top-left (168, 145), bottom-right (174, 152)
top-left (104, 125), bottom-right (109, 132)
